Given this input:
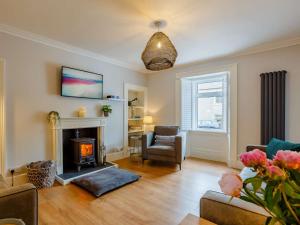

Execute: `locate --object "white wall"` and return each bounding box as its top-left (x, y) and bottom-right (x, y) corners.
top-left (148, 45), bottom-right (300, 161)
top-left (0, 32), bottom-right (146, 172)
top-left (188, 131), bottom-right (228, 162)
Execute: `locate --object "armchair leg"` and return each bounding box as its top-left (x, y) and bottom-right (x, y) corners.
top-left (178, 163), bottom-right (182, 170)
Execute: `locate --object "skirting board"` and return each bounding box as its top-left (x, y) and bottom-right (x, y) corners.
top-left (106, 150), bottom-right (129, 162)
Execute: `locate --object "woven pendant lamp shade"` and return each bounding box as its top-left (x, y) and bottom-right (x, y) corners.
top-left (141, 31), bottom-right (177, 71)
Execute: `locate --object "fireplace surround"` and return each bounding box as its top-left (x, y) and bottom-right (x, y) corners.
top-left (50, 117), bottom-right (106, 177)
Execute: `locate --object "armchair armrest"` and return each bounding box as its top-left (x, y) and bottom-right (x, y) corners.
top-left (142, 132), bottom-right (154, 159)
top-left (175, 132), bottom-right (187, 162)
top-left (246, 145), bottom-right (267, 152)
top-left (0, 183), bottom-right (38, 225)
top-left (200, 191), bottom-right (268, 225)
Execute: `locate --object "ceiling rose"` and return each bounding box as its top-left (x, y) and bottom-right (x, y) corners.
top-left (141, 20), bottom-right (177, 71)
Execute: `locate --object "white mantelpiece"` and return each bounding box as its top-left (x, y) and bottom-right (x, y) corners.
top-left (51, 117), bottom-right (106, 175)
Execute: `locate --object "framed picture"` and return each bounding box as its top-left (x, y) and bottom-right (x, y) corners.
top-left (61, 66), bottom-right (103, 99)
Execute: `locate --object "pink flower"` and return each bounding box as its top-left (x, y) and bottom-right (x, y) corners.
top-left (267, 159), bottom-right (273, 167)
top-left (273, 150), bottom-right (300, 171)
top-left (267, 165), bottom-right (286, 180)
top-left (219, 173), bottom-right (243, 197)
top-left (240, 149), bottom-right (267, 168)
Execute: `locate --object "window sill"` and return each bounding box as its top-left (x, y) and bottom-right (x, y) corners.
top-left (188, 129), bottom-right (228, 135)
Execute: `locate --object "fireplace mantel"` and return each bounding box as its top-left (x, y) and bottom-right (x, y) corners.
top-left (52, 117), bottom-right (106, 130)
top-left (51, 117), bottom-right (106, 175)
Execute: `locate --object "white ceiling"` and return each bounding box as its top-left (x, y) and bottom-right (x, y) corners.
top-left (1, 0), bottom-right (300, 72)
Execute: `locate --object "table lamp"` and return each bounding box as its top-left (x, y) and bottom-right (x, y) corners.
top-left (143, 115), bottom-right (153, 125)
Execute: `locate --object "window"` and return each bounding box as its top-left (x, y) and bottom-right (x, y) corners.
top-left (181, 72), bottom-right (228, 132)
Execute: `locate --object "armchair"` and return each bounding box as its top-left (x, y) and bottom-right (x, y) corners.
top-left (0, 175), bottom-right (38, 225)
top-left (142, 126), bottom-right (186, 169)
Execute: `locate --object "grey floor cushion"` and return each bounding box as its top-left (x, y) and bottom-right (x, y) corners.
top-left (72, 167), bottom-right (140, 197)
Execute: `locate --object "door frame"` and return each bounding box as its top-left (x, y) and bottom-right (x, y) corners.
top-left (0, 58), bottom-right (6, 175)
top-left (123, 83), bottom-right (148, 150)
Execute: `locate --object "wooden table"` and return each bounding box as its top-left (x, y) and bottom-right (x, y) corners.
top-left (179, 214), bottom-right (217, 225)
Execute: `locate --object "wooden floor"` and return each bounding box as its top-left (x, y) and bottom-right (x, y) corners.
top-left (38, 158), bottom-right (236, 225)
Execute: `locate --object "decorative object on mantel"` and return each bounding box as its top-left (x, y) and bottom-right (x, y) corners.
top-left (102, 105), bottom-right (112, 117)
top-left (219, 149), bottom-right (300, 225)
top-left (27, 160), bottom-right (56, 189)
top-left (61, 66), bottom-right (103, 99)
top-left (141, 20), bottom-right (177, 71)
top-left (78, 106), bottom-right (87, 117)
top-left (47, 111), bottom-right (60, 125)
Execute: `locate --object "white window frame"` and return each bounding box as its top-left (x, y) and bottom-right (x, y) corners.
top-left (191, 73), bottom-right (228, 133)
top-left (175, 64), bottom-right (238, 168)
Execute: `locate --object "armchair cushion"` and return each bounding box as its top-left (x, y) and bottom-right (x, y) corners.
top-left (155, 135), bottom-right (175, 146)
top-left (147, 145), bottom-right (176, 157)
top-left (267, 138), bottom-right (300, 159)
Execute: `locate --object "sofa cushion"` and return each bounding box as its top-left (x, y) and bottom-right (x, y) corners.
top-left (147, 145), bottom-right (176, 157)
top-left (267, 138), bottom-right (300, 159)
top-left (0, 175), bottom-right (8, 190)
top-left (155, 135), bottom-right (175, 146)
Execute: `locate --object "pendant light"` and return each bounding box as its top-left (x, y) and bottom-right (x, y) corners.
top-left (141, 20), bottom-right (177, 71)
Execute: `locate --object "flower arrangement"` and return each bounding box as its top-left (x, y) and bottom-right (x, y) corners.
top-left (219, 149), bottom-right (300, 225)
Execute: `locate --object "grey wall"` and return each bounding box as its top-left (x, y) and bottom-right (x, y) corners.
top-left (147, 45), bottom-right (300, 156)
top-left (0, 32), bottom-right (146, 171)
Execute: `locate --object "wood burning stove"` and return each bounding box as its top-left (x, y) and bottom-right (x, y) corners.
top-left (71, 138), bottom-right (97, 171)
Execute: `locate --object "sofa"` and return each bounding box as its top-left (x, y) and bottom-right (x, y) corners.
top-left (200, 145), bottom-right (270, 225)
top-left (0, 175), bottom-right (38, 225)
top-left (142, 126), bottom-right (186, 169)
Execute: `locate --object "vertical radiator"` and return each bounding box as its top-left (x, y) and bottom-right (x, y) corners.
top-left (260, 71), bottom-right (286, 145)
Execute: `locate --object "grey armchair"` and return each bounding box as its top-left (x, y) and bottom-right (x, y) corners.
top-left (142, 126), bottom-right (186, 169)
top-left (0, 175), bottom-right (38, 225)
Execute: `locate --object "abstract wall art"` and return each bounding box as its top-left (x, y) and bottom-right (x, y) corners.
top-left (61, 66), bottom-right (103, 99)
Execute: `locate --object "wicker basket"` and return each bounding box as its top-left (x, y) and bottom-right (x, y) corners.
top-left (27, 160), bottom-right (56, 189)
